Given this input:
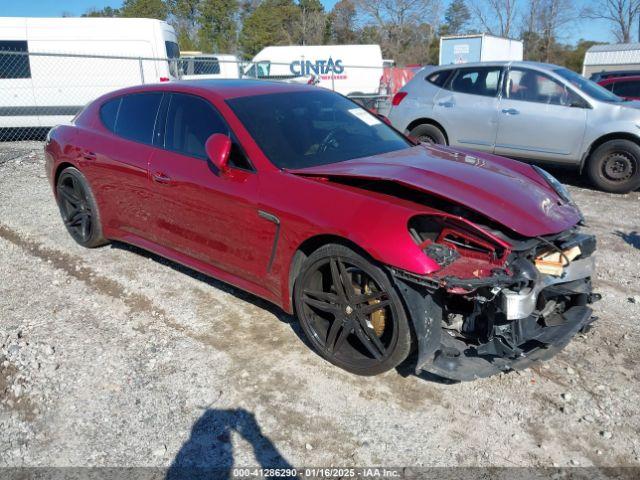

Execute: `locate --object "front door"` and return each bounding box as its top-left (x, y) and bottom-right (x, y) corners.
top-left (147, 92), bottom-right (271, 282)
top-left (494, 67), bottom-right (587, 162)
top-left (433, 65), bottom-right (503, 152)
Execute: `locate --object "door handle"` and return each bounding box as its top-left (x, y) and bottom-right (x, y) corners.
top-left (438, 101), bottom-right (454, 108)
top-left (151, 172), bottom-right (172, 184)
top-left (82, 151), bottom-right (96, 161)
top-left (501, 108), bottom-right (519, 115)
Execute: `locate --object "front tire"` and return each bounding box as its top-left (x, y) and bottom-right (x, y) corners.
top-left (408, 123), bottom-right (447, 145)
top-left (293, 244), bottom-right (412, 376)
top-left (586, 139), bottom-right (640, 193)
top-left (56, 167), bottom-right (107, 248)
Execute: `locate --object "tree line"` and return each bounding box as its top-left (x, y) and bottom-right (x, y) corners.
top-left (78, 0), bottom-right (640, 71)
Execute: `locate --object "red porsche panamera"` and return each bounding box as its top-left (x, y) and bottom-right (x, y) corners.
top-left (45, 80), bottom-right (598, 381)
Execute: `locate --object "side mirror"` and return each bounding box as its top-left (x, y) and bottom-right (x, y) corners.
top-left (205, 133), bottom-right (232, 173)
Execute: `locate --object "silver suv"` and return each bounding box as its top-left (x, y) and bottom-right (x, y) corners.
top-left (388, 61), bottom-right (640, 193)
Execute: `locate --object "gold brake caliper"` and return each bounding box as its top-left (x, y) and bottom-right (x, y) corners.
top-left (362, 283), bottom-right (386, 337)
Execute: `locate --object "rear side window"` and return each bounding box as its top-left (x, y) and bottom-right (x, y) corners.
top-left (114, 93), bottom-right (163, 144)
top-left (612, 80), bottom-right (640, 98)
top-left (165, 93), bottom-right (228, 159)
top-left (450, 67), bottom-right (502, 97)
top-left (427, 70), bottom-right (452, 87)
top-left (0, 40), bottom-right (30, 79)
top-left (99, 98), bottom-right (121, 132)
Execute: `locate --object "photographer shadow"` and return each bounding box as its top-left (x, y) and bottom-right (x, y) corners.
top-left (166, 408), bottom-right (294, 480)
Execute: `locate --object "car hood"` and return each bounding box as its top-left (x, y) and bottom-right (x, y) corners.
top-left (288, 145), bottom-right (582, 237)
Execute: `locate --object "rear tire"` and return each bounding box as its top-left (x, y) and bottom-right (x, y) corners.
top-left (293, 244), bottom-right (412, 376)
top-left (586, 139), bottom-right (640, 193)
top-left (56, 167), bottom-right (108, 248)
top-left (409, 123), bottom-right (447, 145)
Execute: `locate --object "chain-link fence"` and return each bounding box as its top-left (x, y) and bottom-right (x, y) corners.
top-left (0, 50), bottom-right (420, 142)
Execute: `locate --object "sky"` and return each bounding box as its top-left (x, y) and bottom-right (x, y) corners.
top-left (0, 0), bottom-right (616, 46)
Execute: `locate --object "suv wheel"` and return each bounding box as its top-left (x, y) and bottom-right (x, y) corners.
top-left (409, 123), bottom-right (446, 145)
top-left (587, 139), bottom-right (640, 193)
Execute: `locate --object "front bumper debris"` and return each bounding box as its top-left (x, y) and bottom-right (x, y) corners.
top-left (391, 233), bottom-right (598, 382)
top-left (422, 305), bottom-right (594, 381)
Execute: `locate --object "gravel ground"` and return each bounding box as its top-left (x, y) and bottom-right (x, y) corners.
top-left (0, 141), bottom-right (639, 469)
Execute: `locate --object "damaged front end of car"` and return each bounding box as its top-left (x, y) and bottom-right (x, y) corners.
top-left (390, 214), bottom-right (599, 382)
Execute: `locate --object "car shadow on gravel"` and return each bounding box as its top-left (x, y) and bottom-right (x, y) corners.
top-left (166, 408), bottom-right (294, 479)
top-left (109, 242), bottom-right (305, 334)
top-left (110, 241), bottom-right (462, 385)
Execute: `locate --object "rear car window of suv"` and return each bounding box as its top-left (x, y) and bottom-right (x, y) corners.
top-left (114, 93), bottom-right (163, 144)
top-left (450, 67), bottom-right (502, 97)
top-left (426, 70), bottom-right (452, 87)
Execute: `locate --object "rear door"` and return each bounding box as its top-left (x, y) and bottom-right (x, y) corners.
top-left (494, 67), bottom-right (587, 161)
top-left (432, 65), bottom-right (503, 152)
top-left (84, 92), bottom-right (164, 241)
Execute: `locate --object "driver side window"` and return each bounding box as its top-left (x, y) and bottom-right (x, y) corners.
top-left (505, 68), bottom-right (571, 106)
top-left (164, 93), bottom-right (253, 170)
top-left (165, 93), bottom-right (228, 159)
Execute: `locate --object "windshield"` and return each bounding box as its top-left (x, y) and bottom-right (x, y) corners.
top-left (226, 90), bottom-right (411, 169)
top-left (553, 67), bottom-right (624, 103)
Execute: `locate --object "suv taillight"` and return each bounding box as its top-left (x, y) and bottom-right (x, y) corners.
top-left (392, 91), bottom-right (408, 106)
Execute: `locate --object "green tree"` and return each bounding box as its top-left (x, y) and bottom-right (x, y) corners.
top-left (564, 39), bottom-right (603, 72)
top-left (198, 0), bottom-right (240, 52)
top-left (296, 0), bottom-right (326, 44)
top-left (169, 0), bottom-right (200, 50)
top-left (82, 6), bottom-right (121, 17)
top-left (329, 0), bottom-right (357, 44)
top-left (121, 0), bottom-right (169, 19)
top-left (442, 0), bottom-right (470, 35)
top-left (239, 0), bottom-right (298, 57)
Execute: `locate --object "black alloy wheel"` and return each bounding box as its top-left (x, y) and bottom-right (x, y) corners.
top-left (56, 167), bottom-right (107, 248)
top-left (294, 244), bottom-right (412, 375)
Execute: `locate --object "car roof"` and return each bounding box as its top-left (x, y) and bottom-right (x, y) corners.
top-left (103, 79), bottom-right (318, 101)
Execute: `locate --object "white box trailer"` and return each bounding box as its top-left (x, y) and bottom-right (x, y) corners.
top-left (583, 43), bottom-right (640, 78)
top-left (244, 44), bottom-right (384, 96)
top-left (0, 17), bottom-right (179, 129)
top-left (439, 34), bottom-right (523, 65)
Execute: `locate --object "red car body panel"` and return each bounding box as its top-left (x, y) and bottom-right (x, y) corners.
top-left (45, 81), bottom-right (582, 314)
top-left (289, 144), bottom-right (580, 238)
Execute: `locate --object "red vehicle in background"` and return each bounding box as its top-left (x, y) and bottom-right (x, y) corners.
top-left (45, 80), bottom-right (597, 381)
top-left (379, 64), bottom-right (423, 97)
top-left (598, 75), bottom-right (640, 100)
